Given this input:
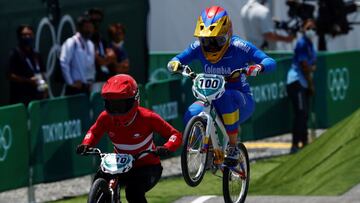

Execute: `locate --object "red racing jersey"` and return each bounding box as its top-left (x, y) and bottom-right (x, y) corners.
top-left (81, 107), bottom-right (182, 168)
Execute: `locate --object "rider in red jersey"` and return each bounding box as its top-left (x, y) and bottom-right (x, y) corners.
top-left (76, 74), bottom-right (182, 203)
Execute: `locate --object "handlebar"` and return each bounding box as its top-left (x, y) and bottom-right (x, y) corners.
top-left (83, 147), bottom-right (102, 156)
top-left (82, 147), bottom-right (158, 160)
top-left (133, 149), bottom-right (158, 160)
top-left (178, 65), bottom-right (247, 81)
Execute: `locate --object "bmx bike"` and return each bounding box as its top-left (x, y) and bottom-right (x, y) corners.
top-left (81, 147), bottom-right (156, 203)
top-left (179, 65), bottom-right (250, 203)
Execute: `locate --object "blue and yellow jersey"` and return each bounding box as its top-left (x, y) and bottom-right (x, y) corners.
top-left (171, 35), bottom-right (276, 94)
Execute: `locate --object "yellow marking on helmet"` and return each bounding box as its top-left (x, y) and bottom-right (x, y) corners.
top-left (222, 110), bottom-right (239, 125)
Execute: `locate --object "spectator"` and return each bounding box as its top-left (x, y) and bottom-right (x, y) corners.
top-left (8, 24), bottom-right (48, 106)
top-left (107, 23), bottom-right (130, 75)
top-left (60, 15), bottom-right (96, 96)
top-left (240, 0), bottom-right (295, 49)
top-left (86, 8), bottom-right (116, 83)
top-left (286, 19), bottom-right (317, 153)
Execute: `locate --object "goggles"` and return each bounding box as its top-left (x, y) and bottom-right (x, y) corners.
top-left (199, 36), bottom-right (228, 53)
top-left (104, 97), bottom-right (136, 115)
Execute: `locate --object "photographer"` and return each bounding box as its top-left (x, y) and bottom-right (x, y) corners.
top-left (241, 0), bottom-right (295, 49)
top-left (8, 24), bottom-right (48, 106)
top-left (286, 19), bottom-right (317, 153)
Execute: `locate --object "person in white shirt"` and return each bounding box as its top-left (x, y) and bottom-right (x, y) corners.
top-left (60, 15), bottom-right (96, 95)
top-left (240, 0), bottom-right (294, 49)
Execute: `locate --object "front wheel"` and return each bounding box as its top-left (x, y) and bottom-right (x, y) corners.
top-left (223, 143), bottom-right (250, 203)
top-left (181, 116), bottom-right (209, 187)
top-left (88, 178), bottom-right (111, 203)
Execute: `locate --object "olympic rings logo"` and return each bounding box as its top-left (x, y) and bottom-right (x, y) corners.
top-left (35, 15), bottom-right (76, 97)
top-left (327, 67), bottom-right (350, 101)
top-left (0, 125), bottom-right (13, 162)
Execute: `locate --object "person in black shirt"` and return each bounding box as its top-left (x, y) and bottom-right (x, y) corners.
top-left (107, 23), bottom-right (130, 75)
top-left (8, 24), bottom-right (48, 106)
top-left (86, 8), bottom-right (116, 82)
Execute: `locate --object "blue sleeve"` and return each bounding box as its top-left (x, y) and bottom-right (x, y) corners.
top-left (170, 40), bottom-right (200, 64)
top-left (246, 41), bottom-right (276, 73)
top-left (294, 40), bottom-right (308, 63)
top-left (118, 47), bottom-right (128, 62)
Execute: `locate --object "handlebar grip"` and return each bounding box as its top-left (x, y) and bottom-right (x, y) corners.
top-left (225, 68), bottom-right (246, 81)
top-left (133, 150), bottom-right (157, 160)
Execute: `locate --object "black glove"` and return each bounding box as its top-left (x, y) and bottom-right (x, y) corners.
top-left (76, 144), bottom-right (89, 155)
top-left (156, 146), bottom-right (171, 156)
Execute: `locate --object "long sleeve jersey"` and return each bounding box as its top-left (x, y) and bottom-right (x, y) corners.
top-left (81, 107), bottom-right (182, 168)
top-left (172, 35), bottom-right (276, 94)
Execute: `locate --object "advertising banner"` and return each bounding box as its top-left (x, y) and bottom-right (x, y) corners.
top-left (0, 104), bottom-right (29, 192)
top-left (28, 95), bottom-right (93, 184)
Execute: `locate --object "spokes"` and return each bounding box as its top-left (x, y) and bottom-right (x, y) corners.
top-left (96, 193), bottom-right (104, 203)
top-left (228, 151), bottom-right (248, 202)
top-left (186, 122), bottom-right (207, 181)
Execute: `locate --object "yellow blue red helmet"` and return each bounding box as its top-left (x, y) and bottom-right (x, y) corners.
top-left (194, 6), bottom-right (232, 63)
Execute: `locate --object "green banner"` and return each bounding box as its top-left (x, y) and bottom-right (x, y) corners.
top-left (241, 58), bottom-right (293, 141)
top-left (28, 95), bottom-right (93, 184)
top-left (315, 51), bottom-right (360, 127)
top-left (0, 104), bottom-right (29, 192)
top-left (145, 78), bottom-right (186, 155)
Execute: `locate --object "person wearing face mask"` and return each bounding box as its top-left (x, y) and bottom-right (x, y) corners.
top-left (286, 19), bottom-right (317, 153)
top-left (86, 8), bottom-right (117, 83)
top-left (240, 0), bottom-right (295, 50)
top-left (60, 15), bottom-right (96, 96)
top-left (107, 23), bottom-right (130, 75)
top-left (7, 24), bottom-right (48, 106)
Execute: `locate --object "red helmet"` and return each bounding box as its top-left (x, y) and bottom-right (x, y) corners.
top-left (101, 74), bottom-right (139, 125)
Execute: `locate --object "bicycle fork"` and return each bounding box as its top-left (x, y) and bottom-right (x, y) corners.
top-left (109, 179), bottom-right (120, 203)
top-left (202, 112), bottom-right (225, 166)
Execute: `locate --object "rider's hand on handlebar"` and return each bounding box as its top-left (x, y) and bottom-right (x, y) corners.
top-left (246, 64), bottom-right (264, 76)
top-left (76, 144), bottom-right (90, 155)
top-left (155, 146), bottom-right (171, 156)
top-left (167, 61), bottom-right (182, 73)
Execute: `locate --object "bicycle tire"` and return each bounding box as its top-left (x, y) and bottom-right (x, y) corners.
top-left (181, 116), bottom-right (209, 187)
top-left (223, 143), bottom-right (250, 203)
top-left (88, 178), bottom-right (111, 203)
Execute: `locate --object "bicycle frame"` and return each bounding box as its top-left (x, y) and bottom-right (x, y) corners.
top-left (197, 102), bottom-right (229, 164)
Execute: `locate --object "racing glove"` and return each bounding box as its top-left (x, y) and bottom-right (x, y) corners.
top-left (156, 146), bottom-right (171, 156)
top-left (246, 64), bottom-right (264, 76)
top-left (76, 144), bottom-right (90, 155)
top-left (167, 61), bottom-right (182, 73)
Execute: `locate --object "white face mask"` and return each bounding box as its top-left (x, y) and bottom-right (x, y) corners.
top-left (305, 29), bottom-right (316, 39)
top-left (113, 40), bottom-right (124, 48)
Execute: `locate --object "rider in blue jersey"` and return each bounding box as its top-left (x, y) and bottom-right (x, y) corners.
top-left (167, 6), bottom-right (276, 166)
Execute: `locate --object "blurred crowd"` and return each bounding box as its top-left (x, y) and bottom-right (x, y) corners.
top-left (7, 8), bottom-right (130, 106)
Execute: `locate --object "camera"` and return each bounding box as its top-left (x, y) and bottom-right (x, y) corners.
top-left (274, 18), bottom-right (301, 35)
top-left (317, 0), bottom-right (358, 36)
top-left (274, 0), bottom-right (315, 35)
top-left (281, 0), bottom-right (359, 36)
